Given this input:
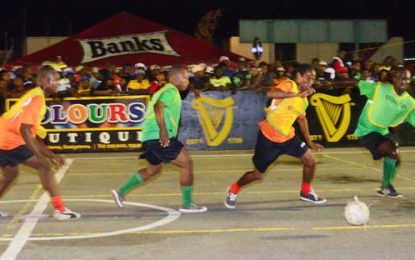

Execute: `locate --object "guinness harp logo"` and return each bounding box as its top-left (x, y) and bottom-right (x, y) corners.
top-left (310, 93), bottom-right (352, 142)
top-left (192, 96), bottom-right (234, 146)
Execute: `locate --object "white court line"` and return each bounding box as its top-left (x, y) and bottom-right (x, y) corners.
top-left (0, 199), bottom-right (181, 242)
top-left (0, 159), bottom-right (74, 260)
top-left (67, 149), bottom-right (415, 160)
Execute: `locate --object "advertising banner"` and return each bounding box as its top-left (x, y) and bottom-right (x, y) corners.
top-left (6, 95), bottom-right (149, 152)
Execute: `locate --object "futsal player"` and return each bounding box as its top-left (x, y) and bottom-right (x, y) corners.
top-left (354, 68), bottom-right (415, 198)
top-left (225, 64), bottom-right (327, 209)
top-left (0, 65), bottom-right (80, 220)
top-left (112, 67), bottom-right (207, 213)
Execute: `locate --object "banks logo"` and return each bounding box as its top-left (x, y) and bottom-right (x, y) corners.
top-left (310, 93), bottom-right (352, 142)
top-left (192, 96), bottom-right (234, 146)
top-left (78, 31), bottom-right (179, 63)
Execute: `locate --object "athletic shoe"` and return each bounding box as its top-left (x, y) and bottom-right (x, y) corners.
top-left (111, 189), bottom-right (125, 208)
top-left (0, 210), bottom-right (9, 218)
top-left (377, 185), bottom-right (403, 198)
top-left (53, 208), bottom-right (81, 221)
top-left (224, 190), bottom-right (238, 209)
top-left (300, 189), bottom-right (327, 205)
top-left (179, 203), bottom-right (208, 213)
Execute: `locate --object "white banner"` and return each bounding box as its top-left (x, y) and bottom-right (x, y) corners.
top-left (77, 31), bottom-right (179, 63)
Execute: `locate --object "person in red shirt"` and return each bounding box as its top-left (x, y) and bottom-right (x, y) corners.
top-left (0, 65), bottom-right (80, 221)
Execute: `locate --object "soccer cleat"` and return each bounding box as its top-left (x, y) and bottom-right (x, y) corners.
top-left (53, 208), bottom-right (81, 221)
top-left (111, 189), bottom-right (125, 208)
top-left (300, 189), bottom-right (327, 205)
top-left (179, 203), bottom-right (208, 213)
top-left (224, 191), bottom-right (238, 209)
top-left (377, 185), bottom-right (403, 198)
top-left (0, 210), bottom-right (9, 218)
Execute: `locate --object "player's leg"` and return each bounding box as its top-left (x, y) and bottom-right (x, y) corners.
top-left (112, 139), bottom-right (169, 207)
top-left (376, 140), bottom-right (402, 198)
top-left (171, 147), bottom-right (207, 213)
top-left (0, 165), bottom-right (18, 218)
top-left (284, 137), bottom-right (326, 204)
top-left (0, 165), bottom-right (19, 197)
top-left (298, 150), bottom-right (326, 204)
top-left (112, 163), bottom-right (163, 207)
top-left (23, 155), bottom-right (80, 220)
top-left (360, 133), bottom-right (402, 198)
top-left (225, 131), bottom-right (280, 209)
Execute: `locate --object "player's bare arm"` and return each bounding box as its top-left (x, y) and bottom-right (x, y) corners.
top-left (154, 101), bottom-right (170, 147)
top-left (297, 117), bottom-right (324, 152)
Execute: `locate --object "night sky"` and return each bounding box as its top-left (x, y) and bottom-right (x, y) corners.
top-left (2, 0), bottom-right (414, 57)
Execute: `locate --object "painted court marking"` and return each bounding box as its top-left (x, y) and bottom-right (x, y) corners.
top-left (0, 199), bottom-right (181, 242)
top-left (67, 149), bottom-right (415, 160)
top-left (0, 159), bottom-right (73, 260)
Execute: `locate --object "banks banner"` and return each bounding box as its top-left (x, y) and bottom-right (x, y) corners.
top-left (6, 95), bottom-right (149, 152)
top-left (77, 31), bottom-right (179, 64)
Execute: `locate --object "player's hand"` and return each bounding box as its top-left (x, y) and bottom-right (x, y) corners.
top-left (299, 88), bottom-right (316, 98)
top-left (51, 154), bottom-right (65, 168)
top-left (308, 142), bottom-right (324, 152)
top-left (159, 130), bottom-right (170, 148)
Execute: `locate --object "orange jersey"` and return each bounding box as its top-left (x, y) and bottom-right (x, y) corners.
top-left (0, 87), bottom-right (46, 150)
top-left (259, 80), bottom-right (308, 143)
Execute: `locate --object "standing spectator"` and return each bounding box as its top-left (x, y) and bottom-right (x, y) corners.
top-left (127, 69), bottom-right (150, 95)
top-left (350, 61), bottom-right (362, 80)
top-left (149, 71), bottom-right (167, 95)
top-left (189, 65), bottom-right (210, 91)
top-left (218, 56), bottom-right (236, 78)
top-left (232, 59), bottom-right (252, 90)
top-left (311, 58), bottom-right (320, 72)
top-left (209, 66), bottom-right (232, 90)
top-left (258, 62), bottom-right (277, 87)
top-left (331, 49), bottom-right (349, 77)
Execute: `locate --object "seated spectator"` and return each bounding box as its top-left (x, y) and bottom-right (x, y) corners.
top-left (209, 66), bottom-right (232, 90)
top-left (315, 61), bottom-right (332, 81)
top-left (127, 69), bottom-right (150, 95)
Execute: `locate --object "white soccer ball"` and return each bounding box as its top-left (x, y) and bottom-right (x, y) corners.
top-left (344, 196), bottom-right (370, 226)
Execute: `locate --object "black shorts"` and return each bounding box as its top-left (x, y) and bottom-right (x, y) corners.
top-left (141, 138), bottom-right (184, 165)
top-left (252, 131), bottom-right (308, 173)
top-left (0, 145), bottom-right (34, 168)
top-left (359, 132), bottom-right (395, 160)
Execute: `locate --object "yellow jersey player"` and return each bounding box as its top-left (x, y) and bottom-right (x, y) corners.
top-left (225, 64), bottom-right (326, 209)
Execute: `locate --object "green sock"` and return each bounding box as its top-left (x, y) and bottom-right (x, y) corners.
top-left (382, 157), bottom-right (397, 188)
top-left (181, 186), bottom-right (193, 207)
top-left (119, 171), bottom-right (144, 196)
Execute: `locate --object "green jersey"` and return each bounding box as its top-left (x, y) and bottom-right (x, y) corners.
top-left (141, 83), bottom-right (182, 142)
top-left (354, 81), bottom-right (415, 137)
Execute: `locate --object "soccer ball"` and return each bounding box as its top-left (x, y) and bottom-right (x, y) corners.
top-left (344, 196), bottom-right (370, 226)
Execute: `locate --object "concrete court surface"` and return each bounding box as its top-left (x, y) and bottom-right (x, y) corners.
top-left (1, 147), bottom-right (415, 260)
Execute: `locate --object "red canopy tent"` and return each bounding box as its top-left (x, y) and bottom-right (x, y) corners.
top-left (12, 12), bottom-right (246, 67)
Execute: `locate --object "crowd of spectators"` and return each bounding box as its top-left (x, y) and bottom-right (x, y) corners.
top-left (0, 50), bottom-right (413, 112)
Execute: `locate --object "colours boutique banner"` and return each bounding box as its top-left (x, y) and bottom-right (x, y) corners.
top-left (6, 95), bottom-right (149, 152)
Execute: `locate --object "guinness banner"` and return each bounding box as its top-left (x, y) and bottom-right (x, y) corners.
top-left (78, 31), bottom-right (179, 64)
top-left (4, 89), bottom-right (415, 152)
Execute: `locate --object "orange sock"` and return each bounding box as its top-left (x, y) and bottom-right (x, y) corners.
top-left (301, 182), bottom-right (311, 194)
top-left (51, 196), bottom-right (65, 212)
top-left (229, 183), bottom-right (241, 194)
